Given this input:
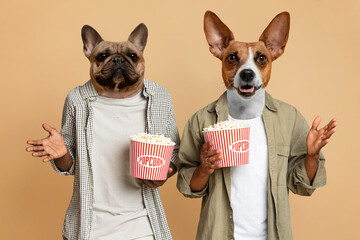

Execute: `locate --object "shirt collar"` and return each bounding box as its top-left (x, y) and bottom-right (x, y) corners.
top-left (142, 79), bottom-right (155, 98)
top-left (80, 78), bottom-right (153, 100)
top-left (264, 91), bottom-right (277, 112)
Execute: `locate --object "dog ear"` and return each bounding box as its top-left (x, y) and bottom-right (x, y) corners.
top-left (204, 11), bottom-right (234, 59)
top-left (81, 25), bottom-right (103, 59)
top-left (259, 12), bottom-right (290, 61)
top-left (128, 23), bottom-right (148, 52)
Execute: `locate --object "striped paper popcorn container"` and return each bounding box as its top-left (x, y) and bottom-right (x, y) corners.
top-left (129, 134), bottom-right (175, 180)
top-left (203, 121), bottom-right (250, 167)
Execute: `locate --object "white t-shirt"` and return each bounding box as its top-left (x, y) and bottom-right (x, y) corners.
top-left (90, 92), bottom-right (153, 240)
top-left (229, 115), bottom-right (268, 240)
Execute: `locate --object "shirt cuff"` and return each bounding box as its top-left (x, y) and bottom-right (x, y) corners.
top-left (50, 159), bottom-right (74, 175)
top-left (170, 146), bottom-right (179, 165)
top-left (177, 166), bottom-right (208, 198)
top-left (295, 156), bottom-right (326, 190)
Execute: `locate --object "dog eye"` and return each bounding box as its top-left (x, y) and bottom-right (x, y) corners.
top-left (256, 54), bottom-right (268, 65)
top-left (128, 53), bottom-right (138, 62)
top-left (227, 54), bottom-right (239, 64)
top-left (96, 52), bottom-right (109, 62)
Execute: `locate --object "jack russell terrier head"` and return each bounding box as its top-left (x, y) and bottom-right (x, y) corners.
top-left (204, 11), bottom-right (290, 98)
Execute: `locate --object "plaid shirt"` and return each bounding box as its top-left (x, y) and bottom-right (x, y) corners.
top-left (51, 79), bottom-right (180, 240)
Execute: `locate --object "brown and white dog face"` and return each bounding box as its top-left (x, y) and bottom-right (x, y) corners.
top-left (81, 24), bottom-right (148, 92)
top-left (204, 11), bottom-right (290, 98)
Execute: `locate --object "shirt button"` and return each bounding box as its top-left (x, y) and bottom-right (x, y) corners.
top-left (229, 215), bottom-right (232, 219)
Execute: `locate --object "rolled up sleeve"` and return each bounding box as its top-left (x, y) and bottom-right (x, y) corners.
top-left (176, 114), bottom-right (208, 198)
top-left (287, 109), bottom-right (326, 196)
top-left (50, 93), bottom-right (76, 175)
top-left (166, 96), bottom-right (180, 167)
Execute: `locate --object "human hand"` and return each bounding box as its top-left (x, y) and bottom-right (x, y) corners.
top-left (26, 123), bottom-right (68, 162)
top-left (306, 116), bottom-right (337, 158)
top-left (141, 162), bottom-right (176, 188)
top-left (199, 141), bottom-right (223, 176)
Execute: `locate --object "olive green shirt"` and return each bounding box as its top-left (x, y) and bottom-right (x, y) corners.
top-left (176, 91), bottom-right (326, 240)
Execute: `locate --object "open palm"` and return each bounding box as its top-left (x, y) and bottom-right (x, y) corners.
top-left (26, 123), bottom-right (67, 162)
top-left (306, 116), bottom-right (337, 157)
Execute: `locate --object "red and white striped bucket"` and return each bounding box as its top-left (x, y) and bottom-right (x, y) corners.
top-left (130, 140), bottom-right (175, 180)
top-left (203, 127), bottom-right (250, 167)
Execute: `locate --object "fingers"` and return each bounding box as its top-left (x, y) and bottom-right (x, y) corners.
top-left (312, 117), bottom-right (337, 138)
top-left (152, 180), bottom-right (166, 187)
top-left (200, 141), bottom-right (223, 172)
top-left (202, 150), bottom-right (223, 172)
top-left (322, 118), bottom-right (336, 131)
top-left (141, 179), bottom-right (162, 188)
top-left (42, 156), bottom-right (54, 163)
top-left (320, 125), bottom-right (336, 148)
top-left (201, 150), bottom-right (222, 170)
top-left (26, 124), bottom-right (60, 163)
top-left (211, 163), bottom-right (222, 170)
top-left (42, 123), bottom-right (57, 135)
top-left (200, 141), bottom-right (213, 153)
top-left (26, 124), bottom-right (56, 148)
top-left (204, 150), bottom-right (223, 164)
top-left (26, 146), bottom-right (54, 162)
top-left (324, 126), bottom-right (336, 139)
top-left (202, 148), bottom-right (221, 159)
top-left (320, 138), bottom-right (331, 149)
top-left (311, 116), bottom-right (322, 131)
top-left (200, 141), bottom-right (221, 158)
top-left (206, 161), bottom-right (222, 170)
top-left (316, 118), bottom-right (337, 149)
top-left (321, 118), bottom-right (337, 139)
top-left (166, 166), bottom-right (175, 178)
top-left (26, 145), bottom-right (44, 152)
top-left (31, 150), bottom-right (49, 157)
top-left (141, 180), bottom-right (154, 188)
top-left (32, 151), bottom-right (55, 162)
top-left (327, 118), bottom-right (337, 131)
top-left (27, 139), bottom-right (44, 146)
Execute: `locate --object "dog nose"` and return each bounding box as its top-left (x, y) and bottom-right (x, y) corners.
top-left (240, 69), bottom-right (255, 82)
top-left (112, 56), bottom-right (125, 63)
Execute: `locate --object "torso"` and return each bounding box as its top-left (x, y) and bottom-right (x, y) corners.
top-left (90, 92), bottom-right (153, 239)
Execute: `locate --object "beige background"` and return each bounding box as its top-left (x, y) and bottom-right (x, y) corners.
top-left (1, 0), bottom-right (359, 239)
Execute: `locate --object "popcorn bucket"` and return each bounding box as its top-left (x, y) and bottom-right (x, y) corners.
top-left (130, 140), bottom-right (175, 180)
top-left (203, 127), bottom-right (250, 167)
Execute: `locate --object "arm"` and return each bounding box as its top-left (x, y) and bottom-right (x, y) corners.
top-left (53, 93), bottom-right (77, 174)
top-left (176, 114), bottom-right (221, 198)
top-left (190, 142), bottom-right (222, 192)
top-left (141, 95), bottom-right (180, 188)
top-left (165, 97), bottom-right (180, 174)
top-left (305, 116), bottom-right (337, 182)
top-left (26, 93), bottom-right (76, 174)
top-left (287, 110), bottom-right (336, 195)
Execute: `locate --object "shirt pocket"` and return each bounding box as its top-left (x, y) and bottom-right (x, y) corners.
top-left (276, 145), bottom-right (290, 186)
